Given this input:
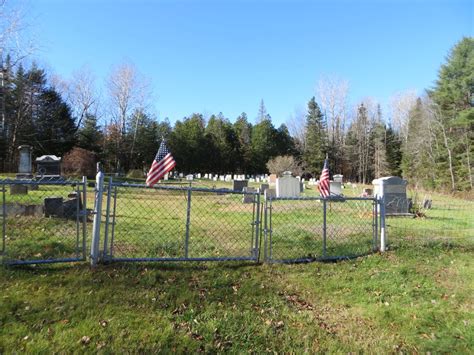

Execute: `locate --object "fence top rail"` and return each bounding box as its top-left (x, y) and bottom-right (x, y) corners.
top-left (0, 178), bottom-right (84, 186)
top-left (268, 196), bottom-right (378, 202)
top-left (109, 181), bottom-right (259, 195)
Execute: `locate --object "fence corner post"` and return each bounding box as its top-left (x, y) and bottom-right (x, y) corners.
top-left (380, 196), bottom-right (386, 252)
top-left (91, 167), bottom-right (105, 267)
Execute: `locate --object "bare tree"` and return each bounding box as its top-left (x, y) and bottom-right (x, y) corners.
top-left (0, 0), bottom-right (36, 65)
top-left (53, 66), bottom-right (100, 130)
top-left (286, 106), bottom-right (306, 154)
top-left (389, 90), bottom-right (417, 141)
top-left (106, 61), bottom-right (151, 136)
top-left (316, 76), bottom-right (349, 174)
top-left (316, 75), bottom-right (349, 146)
top-left (266, 155), bottom-right (302, 176)
top-left (425, 98), bottom-right (456, 191)
top-left (105, 61), bottom-right (152, 172)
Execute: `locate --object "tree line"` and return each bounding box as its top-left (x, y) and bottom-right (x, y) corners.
top-left (0, 37), bottom-right (472, 191)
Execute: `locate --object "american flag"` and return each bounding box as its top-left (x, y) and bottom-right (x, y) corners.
top-left (319, 157), bottom-right (330, 198)
top-left (146, 139), bottom-right (176, 187)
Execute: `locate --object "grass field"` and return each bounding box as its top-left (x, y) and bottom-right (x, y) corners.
top-left (1, 177), bottom-right (473, 352)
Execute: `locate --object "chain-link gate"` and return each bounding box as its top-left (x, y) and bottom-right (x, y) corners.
top-left (1, 178), bottom-right (88, 265)
top-left (101, 181), bottom-right (261, 262)
top-left (264, 196), bottom-right (379, 263)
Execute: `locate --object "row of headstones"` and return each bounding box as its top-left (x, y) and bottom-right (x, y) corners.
top-left (5, 192), bottom-right (82, 220)
top-left (16, 145), bottom-right (62, 179)
top-left (176, 173), bottom-right (270, 183)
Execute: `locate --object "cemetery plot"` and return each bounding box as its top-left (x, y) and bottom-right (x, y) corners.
top-left (1, 181), bottom-right (88, 264)
top-left (266, 197), bottom-right (377, 262)
top-left (104, 184), bottom-right (259, 261)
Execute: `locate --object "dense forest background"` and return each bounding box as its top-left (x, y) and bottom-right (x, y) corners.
top-left (0, 15), bottom-right (472, 192)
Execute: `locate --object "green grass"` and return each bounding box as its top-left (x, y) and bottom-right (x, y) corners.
top-left (1, 237), bottom-right (473, 353)
top-left (1, 178), bottom-right (473, 352)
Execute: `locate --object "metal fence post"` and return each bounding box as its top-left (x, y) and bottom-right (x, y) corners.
top-left (91, 169), bottom-right (105, 266)
top-left (81, 176), bottom-right (87, 260)
top-left (323, 198), bottom-right (327, 257)
top-left (263, 196), bottom-right (268, 261)
top-left (184, 187), bottom-right (192, 258)
top-left (254, 193), bottom-right (260, 259)
top-left (380, 196), bottom-right (386, 252)
top-left (2, 184), bottom-right (6, 255)
top-left (103, 176), bottom-right (113, 259)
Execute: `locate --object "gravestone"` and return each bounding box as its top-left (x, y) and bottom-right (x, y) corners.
top-left (333, 174), bottom-right (343, 184)
top-left (186, 174), bottom-right (193, 181)
top-left (44, 197), bottom-right (64, 217)
top-left (276, 171), bottom-right (300, 198)
top-left (372, 176), bottom-right (409, 215)
top-left (423, 198), bottom-right (432, 209)
top-left (16, 145), bottom-right (33, 179)
top-left (269, 174), bottom-right (277, 184)
top-left (242, 186), bottom-right (256, 203)
top-left (232, 179), bottom-right (248, 192)
top-left (10, 184), bottom-right (28, 195)
top-left (330, 181), bottom-right (342, 196)
top-left (63, 192), bottom-right (83, 219)
top-left (259, 183), bottom-right (269, 194)
top-left (36, 155), bottom-right (61, 178)
top-left (264, 188), bottom-right (276, 200)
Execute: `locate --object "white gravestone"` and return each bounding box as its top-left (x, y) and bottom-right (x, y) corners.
top-left (276, 171), bottom-right (300, 198)
top-left (372, 176), bottom-right (409, 215)
top-left (333, 174), bottom-right (343, 183)
top-left (17, 145), bottom-right (33, 179)
top-left (242, 186), bottom-right (256, 203)
top-left (330, 181), bottom-right (342, 196)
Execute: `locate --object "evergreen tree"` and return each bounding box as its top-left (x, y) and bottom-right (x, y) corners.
top-left (251, 118), bottom-right (278, 173)
top-left (169, 114), bottom-right (208, 173)
top-left (430, 37), bottom-right (474, 190)
top-left (385, 126), bottom-right (403, 176)
top-left (234, 112), bottom-right (253, 173)
top-left (34, 87), bottom-right (76, 156)
top-left (77, 113), bottom-right (103, 154)
top-left (303, 97), bottom-right (327, 175)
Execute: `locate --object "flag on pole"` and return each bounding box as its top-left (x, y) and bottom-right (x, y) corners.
top-left (146, 139), bottom-right (176, 187)
top-left (319, 156), bottom-right (330, 198)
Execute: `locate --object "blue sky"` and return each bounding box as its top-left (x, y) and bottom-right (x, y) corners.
top-left (28, 0), bottom-right (472, 126)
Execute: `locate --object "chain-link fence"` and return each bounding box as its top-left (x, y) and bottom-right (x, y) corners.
top-left (386, 195), bottom-right (474, 243)
top-left (101, 182), bottom-right (261, 262)
top-left (264, 197), bottom-right (378, 263)
top-left (7, 174), bottom-right (471, 267)
top-left (1, 178), bottom-right (88, 265)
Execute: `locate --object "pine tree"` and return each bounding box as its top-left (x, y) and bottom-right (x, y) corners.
top-left (303, 97), bottom-right (327, 175)
top-left (77, 114), bottom-right (103, 154)
top-left (430, 37), bottom-right (474, 190)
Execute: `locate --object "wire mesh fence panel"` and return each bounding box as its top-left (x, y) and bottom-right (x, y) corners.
top-left (105, 185), bottom-right (188, 260)
top-left (266, 198), bottom-right (325, 263)
top-left (1, 179), bottom-right (87, 265)
top-left (324, 198), bottom-right (377, 258)
top-left (387, 196), bottom-right (474, 243)
top-left (265, 197), bottom-right (378, 263)
top-left (188, 191), bottom-right (259, 260)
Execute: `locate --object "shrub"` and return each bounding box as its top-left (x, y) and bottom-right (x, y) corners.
top-left (126, 169), bottom-right (145, 179)
top-left (266, 155), bottom-right (302, 176)
top-left (62, 147), bottom-right (97, 178)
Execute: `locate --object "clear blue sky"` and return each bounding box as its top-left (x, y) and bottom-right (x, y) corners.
top-left (29, 0), bottom-right (472, 126)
